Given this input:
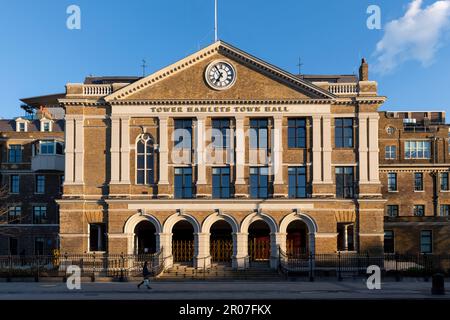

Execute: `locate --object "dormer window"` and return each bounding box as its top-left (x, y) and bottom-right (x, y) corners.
top-left (40, 119), bottom-right (53, 132)
top-left (15, 118), bottom-right (29, 132)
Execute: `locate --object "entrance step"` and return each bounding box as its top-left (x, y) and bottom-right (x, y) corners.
top-left (157, 263), bottom-right (283, 281)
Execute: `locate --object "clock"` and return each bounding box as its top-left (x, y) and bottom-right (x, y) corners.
top-left (205, 61), bottom-right (236, 90)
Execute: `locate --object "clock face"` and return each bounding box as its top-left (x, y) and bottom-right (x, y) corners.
top-left (205, 61), bottom-right (236, 90)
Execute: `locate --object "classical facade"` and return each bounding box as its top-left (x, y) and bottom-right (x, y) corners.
top-left (57, 41), bottom-right (386, 269)
top-left (2, 41), bottom-right (449, 267)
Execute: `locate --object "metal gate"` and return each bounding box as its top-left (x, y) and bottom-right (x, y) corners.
top-left (172, 240), bottom-right (194, 262)
top-left (210, 239), bottom-right (233, 262)
top-left (249, 238), bottom-right (270, 261)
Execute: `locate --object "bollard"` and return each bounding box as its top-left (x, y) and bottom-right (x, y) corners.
top-left (431, 273), bottom-right (445, 295)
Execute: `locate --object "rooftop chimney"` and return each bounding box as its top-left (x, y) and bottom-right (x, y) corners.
top-left (359, 58), bottom-right (369, 81)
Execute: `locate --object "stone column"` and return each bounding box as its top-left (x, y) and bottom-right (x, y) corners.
top-left (368, 115), bottom-right (380, 182)
top-left (158, 116), bottom-right (170, 197)
top-left (272, 115), bottom-right (286, 197)
top-left (312, 115), bottom-right (322, 183)
top-left (110, 117), bottom-right (121, 184)
top-left (194, 232), bottom-right (211, 269)
top-left (270, 232), bottom-right (285, 269)
top-left (64, 117), bottom-right (75, 183)
top-left (322, 115), bottom-right (333, 184)
top-left (358, 115), bottom-right (369, 184)
top-left (158, 232), bottom-right (173, 268)
top-left (74, 117), bottom-right (84, 184)
top-left (195, 116), bottom-right (209, 198)
top-left (120, 117), bottom-right (131, 183)
top-left (234, 116), bottom-right (247, 197)
top-left (232, 232), bottom-right (249, 270)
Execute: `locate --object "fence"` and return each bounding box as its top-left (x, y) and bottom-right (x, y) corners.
top-left (279, 249), bottom-right (450, 279)
top-left (0, 249), bottom-right (164, 281)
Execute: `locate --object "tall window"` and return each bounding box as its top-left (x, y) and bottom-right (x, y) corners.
top-left (35, 175), bottom-right (45, 194)
top-left (405, 141), bottom-right (431, 159)
top-left (335, 167), bottom-right (354, 199)
top-left (420, 230), bottom-right (432, 253)
top-left (136, 134), bottom-right (154, 185)
top-left (387, 173), bottom-right (397, 191)
top-left (250, 167), bottom-right (270, 199)
top-left (174, 167), bottom-right (193, 199)
top-left (385, 146), bottom-right (396, 160)
top-left (441, 172), bottom-right (449, 191)
top-left (387, 205), bottom-right (399, 217)
top-left (174, 119), bottom-right (192, 149)
top-left (33, 206), bottom-right (47, 224)
top-left (414, 205), bottom-right (425, 217)
top-left (288, 167), bottom-right (307, 198)
top-left (8, 145), bottom-right (22, 163)
top-left (89, 223), bottom-right (106, 252)
top-left (10, 175), bottom-right (19, 193)
top-left (335, 118), bottom-right (353, 148)
top-left (337, 223), bottom-right (355, 251)
top-left (212, 167), bottom-right (231, 199)
top-left (288, 118), bottom-right (306, 148)
top-left (34, 237), bottom-right (45, 255)
top-left (9, 238), bottom-right (18, 255)
top-left (211, 118), bottom-right (230, 149)
top-left (8, 207), bottom-right (21, 224)
top-left (249, 118), bottom-right (268, 149)
top-left (414, 173), bottom-right (423, 191)
top-left (384, 231), bottom-right (395, 253)
top-left (440, 205), bottom-right (450, 217)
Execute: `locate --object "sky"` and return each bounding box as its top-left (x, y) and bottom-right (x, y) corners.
top-left (0, 0), bottom-right (450, 119)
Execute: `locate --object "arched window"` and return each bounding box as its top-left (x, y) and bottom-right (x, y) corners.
top-left (136, 134), bottom-right (154, 185)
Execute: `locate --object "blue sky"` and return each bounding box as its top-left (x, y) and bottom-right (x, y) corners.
top-left (0, 0), bottom-right (449, 119)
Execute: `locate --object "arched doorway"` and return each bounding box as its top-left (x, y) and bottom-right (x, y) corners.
top-left (286, 220), bottom-right (309, 255)
top-left (172, 220), bottom-right (194, 264)
top-left (210, 220), bottom-right (233, 263)
top-left (248, 220), bottom-right (271, 264)
top-left (134, 221), bottom-right (157, 254)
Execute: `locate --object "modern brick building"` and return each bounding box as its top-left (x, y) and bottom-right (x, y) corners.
top-left (1, 41), bottom-right (449, 267)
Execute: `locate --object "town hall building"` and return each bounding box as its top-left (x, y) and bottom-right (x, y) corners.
top-left (1, 41), bottom-right (449, 270)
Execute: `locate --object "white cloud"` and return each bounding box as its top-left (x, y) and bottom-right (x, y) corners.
top-left (373, 0), bottom-right (450, 74)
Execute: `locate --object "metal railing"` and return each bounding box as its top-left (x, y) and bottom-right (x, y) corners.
top-left (279, 248), bottom-right (450, 280)
top-left (0, 249), bottom-right (164, 281)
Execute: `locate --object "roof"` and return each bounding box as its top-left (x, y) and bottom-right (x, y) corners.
top-left (84, 76), bottom-right (142, 84)
top-left (0, 119), bottom-right (65, 132)
top-left (297, 74), bottom-right (358, 83)
top-left (20, 93), bottom-right (65, 108)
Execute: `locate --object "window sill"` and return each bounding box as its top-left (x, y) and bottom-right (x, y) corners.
top-left (414, 190), bottom-right (425, 193)
top-left (388, 190), bottom-right (399, 193)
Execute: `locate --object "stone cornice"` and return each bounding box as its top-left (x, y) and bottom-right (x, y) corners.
top-left (108, 99), bottom-right (333, 106)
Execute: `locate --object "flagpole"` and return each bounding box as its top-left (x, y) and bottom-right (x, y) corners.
top-left (214, 0), bottom-right (218, 42)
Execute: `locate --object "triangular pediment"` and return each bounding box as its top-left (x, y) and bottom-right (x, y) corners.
top-left (105, 41), bottom-right (335, 102)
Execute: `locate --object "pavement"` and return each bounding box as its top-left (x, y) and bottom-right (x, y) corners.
top-left (0, 279), bottom-right (449, 300)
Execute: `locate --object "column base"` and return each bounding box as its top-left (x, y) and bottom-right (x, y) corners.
top-left (194, 256), bottom-right (211, 269)
top-left (232, 255), bottom-right (249, 270)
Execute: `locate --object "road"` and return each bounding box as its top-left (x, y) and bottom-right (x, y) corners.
top-left (0, 279), bottom-right (448, 300)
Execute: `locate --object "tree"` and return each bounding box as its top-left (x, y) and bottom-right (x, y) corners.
top-left (0, 184), bottom-right (21, 236)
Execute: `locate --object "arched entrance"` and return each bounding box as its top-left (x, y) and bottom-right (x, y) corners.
top-left (210, 220), bottom-right (233, 263)
top-left (248, 220), bottom-right (271, 263)
top-left (172, 220), bottom-right (195, 264)
top-left (286, 220), bottom-right (309, 255)
top-left (134, 221), bottom-right (157, 254)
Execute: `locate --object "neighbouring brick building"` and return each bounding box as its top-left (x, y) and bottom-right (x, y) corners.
top-left (0, 105), bottom-right (65, 255)
top-left (1, 41), bottom-right (449, 266)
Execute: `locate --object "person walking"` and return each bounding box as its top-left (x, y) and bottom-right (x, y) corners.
top-left (137, 261), bottom-right (152, 289)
